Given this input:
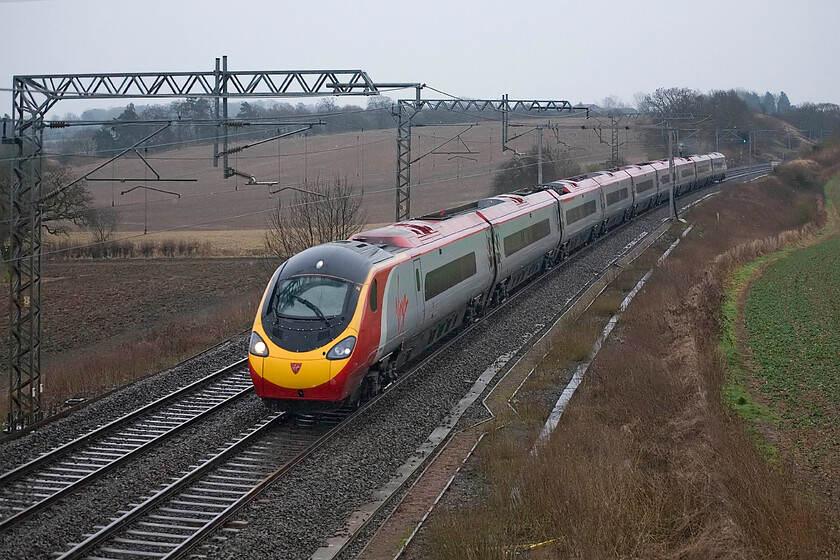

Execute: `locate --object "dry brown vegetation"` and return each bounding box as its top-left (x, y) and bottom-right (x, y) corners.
top-left (424, 147), bottom-right (840, 558)
top-left (0, 258), bottom-right (275, 419)
top-left (42, 290), bottom-right (260, 409)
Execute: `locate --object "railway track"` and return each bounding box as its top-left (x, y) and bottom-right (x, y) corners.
top-left (0, 360), bottom-right (253, 532)
top-left (55, 412), bottom-right (314, 560)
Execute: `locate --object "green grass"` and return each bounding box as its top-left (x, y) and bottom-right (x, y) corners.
top-left (723, 175), bottom-right (840, 463)
top-left (744, 235), bottom-right (840, 430)
top-left (721, 255), bottom-right (782, 461)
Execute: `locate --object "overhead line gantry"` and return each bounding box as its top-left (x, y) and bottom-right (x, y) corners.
top-left (392, 95), bottom-right (587, 221)
top-left (2, 56), bottom-right (420, 430)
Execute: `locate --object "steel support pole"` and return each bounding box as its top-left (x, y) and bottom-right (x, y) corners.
top-left (611, 116), bottom-right (619, 167)
top-left (395, 101), bottom-right (414, 221)
top-left (213, 57), bottom-right (220, 167)
top-left (537, 127), bottom-right (543, 185)
top-left (668, 126), bottom-right (678, 221)
top-left (6, 106), bottom-right (44, 430)
top-left (222, 56), bottom-right (229, 176)
top-left (501, 94), bottom-right (509, 152)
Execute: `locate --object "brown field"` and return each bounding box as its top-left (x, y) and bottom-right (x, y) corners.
top-left (70, 119), bottom-right (649, 233)
top-left (0, 258), bottom-right (276, 418)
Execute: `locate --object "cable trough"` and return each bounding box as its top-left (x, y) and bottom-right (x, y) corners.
top-left (0, 360), bottom-right (253, 532)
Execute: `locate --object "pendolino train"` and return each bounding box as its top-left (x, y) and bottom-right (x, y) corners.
top-left (248, 152), bottom-right (726, 411)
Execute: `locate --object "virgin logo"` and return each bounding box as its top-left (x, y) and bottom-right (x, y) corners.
top-left (291, 363), bottom-right (302, 374)
top-left (395, 293), bottom-right (409, 334)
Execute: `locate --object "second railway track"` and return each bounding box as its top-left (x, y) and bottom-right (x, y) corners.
top-left (0, 360), bottom-right (253, 532)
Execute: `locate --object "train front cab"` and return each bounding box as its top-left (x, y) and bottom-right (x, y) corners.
top-left (248, 241), bottom-right (392, 410)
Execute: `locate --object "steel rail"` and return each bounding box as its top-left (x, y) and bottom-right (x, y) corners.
top-left (56, 405), bottom-right (382, 558)
top-left (0, 359), bottom-right (251, 531)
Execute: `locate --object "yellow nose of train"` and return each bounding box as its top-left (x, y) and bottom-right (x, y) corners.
top-left (249, 324), bottom-right (358, 395)
top-left (247, 241), bottom-right (390, 410)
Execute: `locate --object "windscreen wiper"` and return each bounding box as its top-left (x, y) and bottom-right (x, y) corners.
top-left (294, 295), bottom-right (331, 327)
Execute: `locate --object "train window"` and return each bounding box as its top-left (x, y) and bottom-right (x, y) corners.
top-left (504, 219), bottom-right (550, 256)
top-left (425, 252), bottom-right (477, 301)
top-left (415, 268), bottom-right (421, 292)
top-left (636, 179), bottom-right (654, 192)
top-left (369, 279), bottom-right (378, 312)
top-left (565, 200), bottom-right (597, 224)
top-left (605, 188), bottom-right (629, 206)
top-left (681, 168), bottom-right (694, 178)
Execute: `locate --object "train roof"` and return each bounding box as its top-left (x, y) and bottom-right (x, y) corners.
top-left (544, 175), bottom-right (603, 194)
top-left (279, 240), bottom-right (393, 284)
top-left (351, 212), bottom-right (488, 251)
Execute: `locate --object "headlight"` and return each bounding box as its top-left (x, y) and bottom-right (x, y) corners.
top-left (326, 336), bottom-right (356, 360)
top-left (249, 332), bottom-right (269, 357)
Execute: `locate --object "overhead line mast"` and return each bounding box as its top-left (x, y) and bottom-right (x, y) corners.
top-left (4, 56), bottom-right (420, 431)
top-left (392, 95), bottom-right (587, 221)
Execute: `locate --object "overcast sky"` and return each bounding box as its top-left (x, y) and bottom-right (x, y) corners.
top-left (2, 0), bottom-right (838, 117)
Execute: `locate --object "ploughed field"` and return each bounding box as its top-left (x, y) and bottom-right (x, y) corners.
top-left (0, 258), bottom-right (276, 413)
top-left (73, 120), bottom-right (646, 231)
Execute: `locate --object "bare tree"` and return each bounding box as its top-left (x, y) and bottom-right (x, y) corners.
top-left (0, 160), bottom-right (92, 239)
top-left (264, 174), bottom-right (368, 260)
top-left (80, 207), bottom-right (120, 246)
top-left (642, 87), bottom-right (701, 118)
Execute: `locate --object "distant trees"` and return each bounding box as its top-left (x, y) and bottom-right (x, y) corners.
top-left (74, 94), bottom-right (408, 158)
top-left (761, 92), bottom-right (777, 114)
top-left (264, 174), bottom-right (368, 260)
top-left (640, 87), bottom-right (700, 118)
top-left (780, 103), bottom-right (840, 135)
top-left (777, 91), bottom-right (792, 114)
top-left (491, 144), bottom-right (581, 196)
top-left (741, 91), bottom-right (762, 112)
top-left (237, 102), bottom-right (261, 119)
top-left (702, 90), bottom-right (751, 129)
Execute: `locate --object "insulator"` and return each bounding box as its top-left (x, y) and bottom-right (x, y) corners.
top-left (225, 120), bottom-right (246, 128)
top-left (49, 121), bottom-right (68, 129)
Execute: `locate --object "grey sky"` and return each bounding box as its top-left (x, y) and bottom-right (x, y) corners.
top-left (2, 0), bottom-right (838, 116)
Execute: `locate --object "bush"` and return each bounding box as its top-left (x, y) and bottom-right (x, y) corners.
top-left (774, 160), bottom-right (822, 193)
